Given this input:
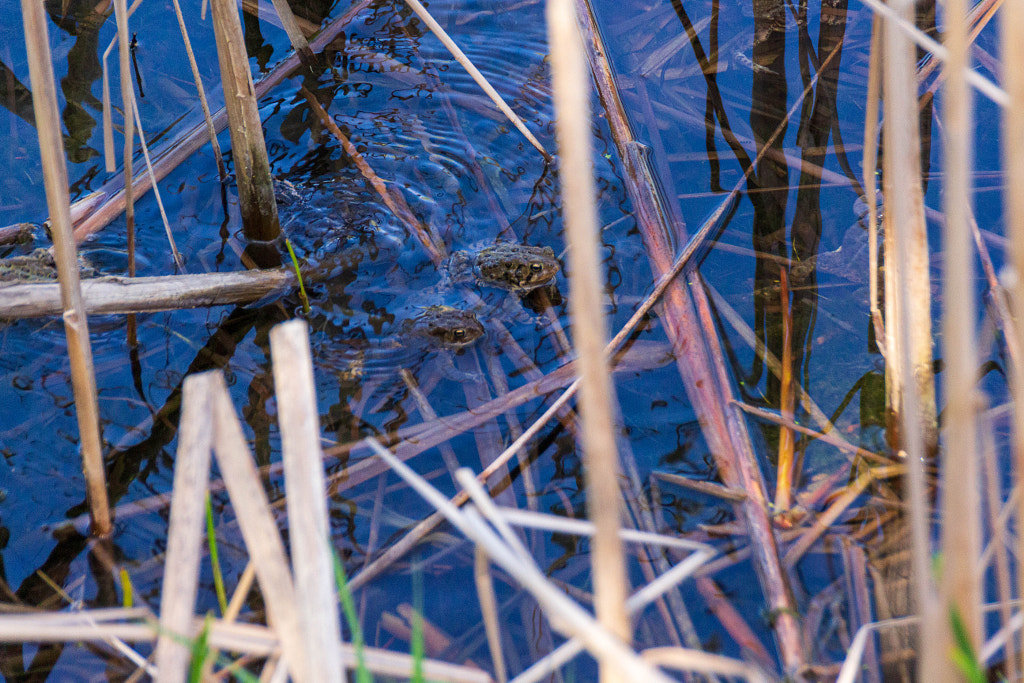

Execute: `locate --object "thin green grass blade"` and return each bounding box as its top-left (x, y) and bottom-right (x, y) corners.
top-left (285, 238), bottom-right (311, 314)
top-left (949, 607), bottom-right (986, 683)
top-left (205, 492), bottom-right (228, 615)
top-left (411, 566), bottom-right (425, 683)
top-left (333, 549), bottom-right (372, 683)
top-left (119, 568), bottom-right (133, 608)
top-left (188, 612), bottom-right (214, 683)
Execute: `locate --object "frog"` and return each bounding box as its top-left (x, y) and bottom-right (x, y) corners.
top-left (399, 305), bottom-right (485, 349)
top-left (449, 242), bottom-right (560, 294)
top-left (0, 248), bottom-right (96, 284)
top-left (318, 305), bottom-right (485, 384)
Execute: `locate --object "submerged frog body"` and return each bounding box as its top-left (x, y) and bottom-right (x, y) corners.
top-left (400, 305), bottom-right (485, 349)
top-left (0, 248), bottom-right (95, 283)
top-left (450, 242), bottom-right (560, 293)
top-left (319, 305), bottom-right (485, 383)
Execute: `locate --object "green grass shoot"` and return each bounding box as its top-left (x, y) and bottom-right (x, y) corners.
top-left (949, 607), bottom-right (986, 683)
top-left (411, 565), bottom-right (425, 683)
top-left (119, 568), bottom-right (133, 608)
top-left (205, 492), bottom-right (228, 615)
top-left (285, 237), bottom-right (311, 315)
top-left (333, 550), bottom-right (372, 683)
top-left (187, 613), bottom-right (214, 683)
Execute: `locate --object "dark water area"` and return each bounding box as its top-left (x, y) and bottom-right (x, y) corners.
top-left (0, 0), bottom-right (1010, 678)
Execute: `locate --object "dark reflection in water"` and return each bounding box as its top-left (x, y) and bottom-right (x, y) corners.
top-left (44, 0), bottom-right (109, 163)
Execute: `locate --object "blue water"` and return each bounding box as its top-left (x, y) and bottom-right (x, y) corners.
top-left (0, 0), bottom-right (1008, 678)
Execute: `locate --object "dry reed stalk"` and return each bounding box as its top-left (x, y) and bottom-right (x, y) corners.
top-left (463, 488), bottom-right (719, 683)
top-left (474, 546), bottom-right (507, 683)
top-left (268, 0), bottom-right (314, 63)
top-left (401, 0), bottom-right (549, 159)
top-left (939, 0), bottom-right (983, 660)
top-left (859, 0), bottom-right (1007, 106)
top-left (401, 370), bottom-right (462, 480)
top-left (71, 0), bottom-right (375, 242)
top-left (112, 0), bottom-right (136, 279)
top-left (981, 414), bottom-right (1017, 678)
top-left (0, 612), bottom-right (497, 682)
top-left (547, 0), bottom-right (630, 670)
top-left (365, 439), bottom-right (678, 683)
top-left (269, 321), bottom-right (344, 683)
top-left (129, 95), bottom-right (183, 268)
top-left (864, 15), bottom-right (885, 347)
top-left (640, 647), bottom-right (767, 683)
top-left (153, 377), bottom-right (213, 681)
top-left (206, 371), bottom-right (312, 681)
top-left (882, 0), bottom-right (941, 671)
top-left (783, 465), bottom-right (904, 567)
top-left (571, 0), bottom-right (804, 670)
top-left (694, 577), bottom-right (774, 670)
top-left (241, 0), bottom-right (319, 35)
top-left (0, 268), bottom-right (293, 318)
top-left (651, 472), bottom-right (748, 503)
top-left (19, 0), bottom-right (111, 536)
top-left (733, 402), bottom-right (891, 465)
top-left (209, 0), bottom-right (280, 243)
top-left (774, 268), bottom-right (796, 512)
top-left (171, 0), bottom-right (226, 178)
top-left (846, 543), bottom-right (883, 683)
top-left (1005, 0), bottom-right (1024, 674)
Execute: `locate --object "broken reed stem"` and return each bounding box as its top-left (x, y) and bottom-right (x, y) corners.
top-left (207, 372), bottom-right (311, 681)
top-left (547, 0), bottom-right (631, 672)
top-left (881, 0), bottom-right (941, 674)
top-left (154, 377), bottom-right (213, 682)
top-left (170, 0), bottom-right (225, 179)
top-left (1004, 0), bottom-right (1024, 672)
top-left (940, 0), bottom-right (982, 659)
top-left (209, 0), bottom-right (281, 243)
top-left (269, 321), bottom-right (344, 683)
top-left (0, 268), bottom-right (293, 318)
top-left (401, 0), bottom-right (549, 160)
top-left (268, 0), bottom-right (315, 63)
top-left (112, 0), bottom-right (135, 278)
top-left (19, 0), bottom-right (111, 536)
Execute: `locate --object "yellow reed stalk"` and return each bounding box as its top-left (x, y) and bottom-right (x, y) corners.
top-left (774, 268), bottom-right (796, 513)
top-left (940, 0), bottom-right (982, 664)
top-left (19, 0), bottom-right (111, 535)
top-left (547, 3), bottom-right (630, 683)
top-left (112, 0), bottom-right (135, 277)
top-left (881, 0), bottom-right (941, 675)
top-left (209, 0), bottom-right (281, 243)
top-left (1004, 0), bottom-right (1024, 675)
top-left (269, 0), bottom-right (314, 63)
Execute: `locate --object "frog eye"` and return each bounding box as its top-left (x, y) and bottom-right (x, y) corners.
top-left (530, 262), bottom-right (543, 272)
top-left (453, 328), bottom-right (466, 339)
